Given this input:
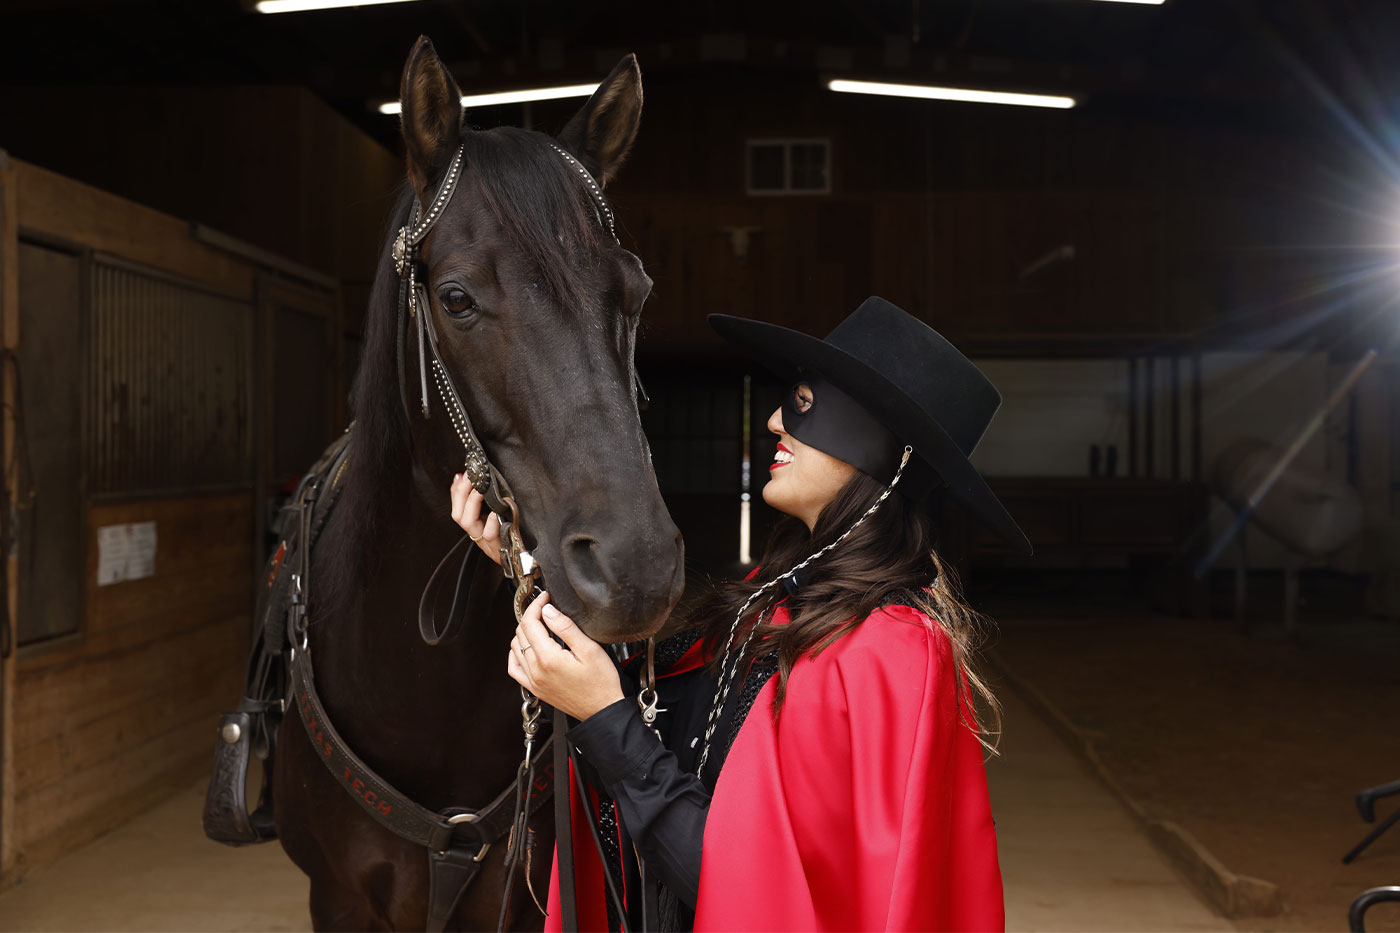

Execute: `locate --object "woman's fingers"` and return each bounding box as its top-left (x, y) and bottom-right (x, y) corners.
top-left (449, 474), bottom-right (469, 527)
top-left (507, 590), bottom-right (625, 720)
top-left (518, 591), bottom-right (567, 667)
top-left (464, 486), bottom-right (486, 531)
top-left (447, 474), bottom-right (504, 566)
top-left (510, 633), bottom-right (536, 677)
top-left (540, 602), bottom-right (586, 651)
top-left (448, 474), bottom-right (486, 533)
top-left (506, 642), bottom-right (537, 692)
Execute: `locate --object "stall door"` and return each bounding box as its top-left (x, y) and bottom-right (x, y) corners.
top-left (16, 240), bottom-right (84, 647)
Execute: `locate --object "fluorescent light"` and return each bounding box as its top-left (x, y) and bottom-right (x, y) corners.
top-left (828, 79), bottom-right (1076, 110)
top-left (378, 83), bottom-right (600, 115)
top-left (255, 0), bottom-right (423, 12)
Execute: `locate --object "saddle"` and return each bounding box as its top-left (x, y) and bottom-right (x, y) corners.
top-left (203, 427), bottom-right (352, 845)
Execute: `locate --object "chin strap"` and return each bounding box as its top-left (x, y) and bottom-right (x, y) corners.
top-left (696, 445), bottom-right (914, 775)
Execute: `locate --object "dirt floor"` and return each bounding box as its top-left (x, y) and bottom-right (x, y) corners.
top-left (0, 690), bottom-right (1232, 933)
top-left (983, 571), bottom-right (1400, 933)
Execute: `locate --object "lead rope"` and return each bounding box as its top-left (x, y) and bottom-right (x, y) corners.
top-left (496, 687), bottom-right (546, 931)
top-left (696, 446), bottom-right (914, 776)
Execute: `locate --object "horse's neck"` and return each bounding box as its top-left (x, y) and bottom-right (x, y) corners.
top-left (310, 463), bottom-right (524, 806)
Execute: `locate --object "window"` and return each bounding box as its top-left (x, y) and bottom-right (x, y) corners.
top-left (746, 139), bottom-right (831, 195)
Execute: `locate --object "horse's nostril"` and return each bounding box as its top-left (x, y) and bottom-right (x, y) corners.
top-left (561, 534), bottom-right (610, 603)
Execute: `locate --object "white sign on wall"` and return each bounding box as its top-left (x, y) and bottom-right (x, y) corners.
top-left (96, 521), bottom-right (158, 586)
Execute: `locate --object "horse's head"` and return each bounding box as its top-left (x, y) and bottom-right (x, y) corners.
top-left (397, 37), bottom-right (684, 643)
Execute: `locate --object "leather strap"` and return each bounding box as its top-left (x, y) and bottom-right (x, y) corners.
top-left (202, 711), bottom-right (264, 845)
top-left (426, 845), bottom-right (487, 932)
top-left (418, 533), bottom-right (506, 647)
top-left (290, 648), bottom-right (554, 853)
top-left (203, 428), bottom-right (352, 848)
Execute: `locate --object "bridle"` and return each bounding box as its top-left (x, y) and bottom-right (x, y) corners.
top-left (391, 140), bottom-right (654, 929)
top-left (393, 145), bottom-right (539, 626)
top-left (393, 141), bottom-right (624, 625)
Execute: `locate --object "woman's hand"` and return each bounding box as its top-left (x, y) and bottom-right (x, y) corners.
top-left (448, 473), bottom-right (503, 566)
top-left (508, 590), bottom-right (624, 722)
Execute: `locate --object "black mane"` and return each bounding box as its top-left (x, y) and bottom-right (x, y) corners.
top-left (315, 127), bottom-right (613, 608)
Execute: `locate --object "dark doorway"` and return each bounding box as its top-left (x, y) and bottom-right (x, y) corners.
top-left (16, 240), bottom-right (84, 647)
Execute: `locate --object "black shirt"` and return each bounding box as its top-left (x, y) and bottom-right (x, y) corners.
top-left (566, 631), bottom-right (777, 930)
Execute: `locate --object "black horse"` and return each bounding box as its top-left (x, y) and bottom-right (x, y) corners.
top-left (272, 38), bottom-right (684, 930)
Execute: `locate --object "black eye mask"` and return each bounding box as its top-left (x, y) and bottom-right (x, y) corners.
top-left (781, 373), bottom-right (904, 482)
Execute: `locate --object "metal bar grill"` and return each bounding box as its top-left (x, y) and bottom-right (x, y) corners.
top-left (88, 260), bottom-right (252, 494)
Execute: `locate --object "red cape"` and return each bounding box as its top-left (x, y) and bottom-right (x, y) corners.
top-left (547, 604), bottom-right (1004, 932)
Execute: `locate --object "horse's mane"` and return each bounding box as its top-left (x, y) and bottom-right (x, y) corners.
top-left (315, 127), bottom-right (612, 609)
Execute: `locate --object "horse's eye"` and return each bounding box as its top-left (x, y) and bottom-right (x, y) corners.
top-left (440, 287), bottom-right (476, 316)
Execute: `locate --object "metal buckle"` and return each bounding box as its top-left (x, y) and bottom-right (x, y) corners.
top-left (445, 811), bottom-right (490, 862)
top-left (289, 573), bottom-right (309, 651)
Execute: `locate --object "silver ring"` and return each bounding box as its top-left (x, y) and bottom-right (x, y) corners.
top-left (521, 643), bottom-right (535, 653)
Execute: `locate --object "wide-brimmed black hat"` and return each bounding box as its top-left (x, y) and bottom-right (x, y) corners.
top-left (709, 296), bottom-right (1032, 556)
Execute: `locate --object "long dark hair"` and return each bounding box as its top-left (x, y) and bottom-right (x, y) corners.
top-left (692, 470), bottom-right (1002, 754)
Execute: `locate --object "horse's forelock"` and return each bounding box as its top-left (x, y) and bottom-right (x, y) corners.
top-left (459, 127), bottom-right (612, 312)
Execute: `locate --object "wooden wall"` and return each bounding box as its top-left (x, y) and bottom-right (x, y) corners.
top-left (0, 157), bottom-right (318, 884)
top-left (537, 71), bottom-right (1353, 355)
top-left (614, 188), bottom-right (1238, 351)
top-left (0, 85), bottom-right (402, 288)
top-left (0, 73), bottom-right (1351, 356)
top-left (1, 149), bottom-right (18, 881)
top-left (10, 495), bottom-right (249, 875)
top-left (0, 83), bottom-right (403, 356)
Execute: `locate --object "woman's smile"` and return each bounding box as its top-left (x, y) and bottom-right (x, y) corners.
top-left (771, 442), bottom-right (794, 470)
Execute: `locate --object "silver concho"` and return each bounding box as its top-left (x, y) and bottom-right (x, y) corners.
top-left (392, 228), bottom-right (409, 277)
top-left (463, 447), bottom-right (491, 491)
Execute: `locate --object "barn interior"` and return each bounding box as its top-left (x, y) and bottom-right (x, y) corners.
top-left (0, 0), bottom-right (1398, 930)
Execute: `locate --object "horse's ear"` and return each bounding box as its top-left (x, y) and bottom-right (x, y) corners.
top-left (557, 53), bottom-right (643, 189)
top-left (399, 36), bottom-right (464, 201)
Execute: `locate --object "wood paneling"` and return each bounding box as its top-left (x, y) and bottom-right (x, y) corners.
top-left (0, 86), bottom-right (400, 287)
top-left (8, 494), bottom-right (250, 873)
top-left (1, 154), bottom-right (19, 881)
top-left (13, 161), bottom-right (252, 301)
top-left (0, 162), bottom-right (280, 886)
top-left (619, 185), bottom-right (1254, 354)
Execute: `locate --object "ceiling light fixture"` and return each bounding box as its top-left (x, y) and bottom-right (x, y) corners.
top-left (378, 83), bottom-right (600, 115)
top-left (254, 0), bottom-right (424, 12)
top-left (828, 79), bottom-right (1076, 110)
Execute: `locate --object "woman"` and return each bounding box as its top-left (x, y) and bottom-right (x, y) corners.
top-left (449, 297), bottom-right (1031, 932)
